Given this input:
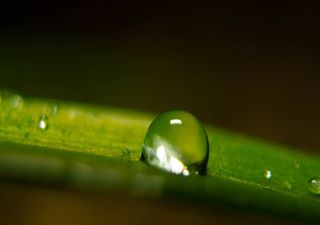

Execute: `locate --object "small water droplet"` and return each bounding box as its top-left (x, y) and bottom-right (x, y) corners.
top-left (0, 91), bottom-right (23, 108)
top-left (283, 180), bottom-right (292, 189)
top-left (69, 110), bottom-right (79, 118)
top-left (51, 104), bottom-right (59, 116)
top-left (264, 169), bottom-right (272, 179)
top-left (141, 110), bottom-right (209, 176)
top-left (121, 148), bottom-right (131, 160)
top-left (11, 94), bottom-right (23, 108)
top-left (308, 177), bottom-right (320, 195)
top-left (38, 114), bottom-right (49, 130)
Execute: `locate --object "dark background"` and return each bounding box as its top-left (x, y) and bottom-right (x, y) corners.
top-left (0, 2), bottom-right (319, 224)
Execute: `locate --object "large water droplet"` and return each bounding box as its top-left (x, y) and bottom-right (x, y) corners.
top-left (38, 114), bottom-right (49, 130)
top-left (308, 177), bottom-right (320, 195)
top-left (141, 110), bottom-right (209, 176)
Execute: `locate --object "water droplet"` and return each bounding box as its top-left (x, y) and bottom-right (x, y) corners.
top-left (51, 104), bottom-right (59, 116)
top-left (308, 177), bottom-right (320, 195)
top-left (283, 180), bottom-right (292, 189)
top-left (264, 169), bottom-right (272, 179)
top-left (11, 94), bottom-right (23, 108)
top-left (141, 110), bottom-right (209, 176)
top-left (0, 91), bottom-right (24, 108)
top-left (0, 90), bottom-right (23, 109)
top-left (69, 110), bottom-right (79, 118)
top-left (121, 148), bottom-right (131, 160)
top-left (38, 114), bottom-right (49, 130)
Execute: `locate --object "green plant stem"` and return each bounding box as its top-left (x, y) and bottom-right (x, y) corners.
top-left (0, 92), bottom-right (320, 223)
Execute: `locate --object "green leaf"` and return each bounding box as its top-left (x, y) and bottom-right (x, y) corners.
top-left (0, 90), bottom-right (320, 223)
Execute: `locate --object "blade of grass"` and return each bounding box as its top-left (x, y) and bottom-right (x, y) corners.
top-left (0, 91), bottom-right (320, 223)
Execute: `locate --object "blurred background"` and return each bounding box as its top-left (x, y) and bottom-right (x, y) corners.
top-left (0, 2), bottom-right (319, 224)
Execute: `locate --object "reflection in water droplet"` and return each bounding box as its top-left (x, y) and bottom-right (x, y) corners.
top-left (38, 114), bottom-right (49, 130)
top-left (308, 177), bottom-right (320, 195)
top-left (264, 169), bottom-right (272, 179)
top-left (51, 104), bottom-right (59, 116)
top-left (141, 110), bottom-right (209, 176)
